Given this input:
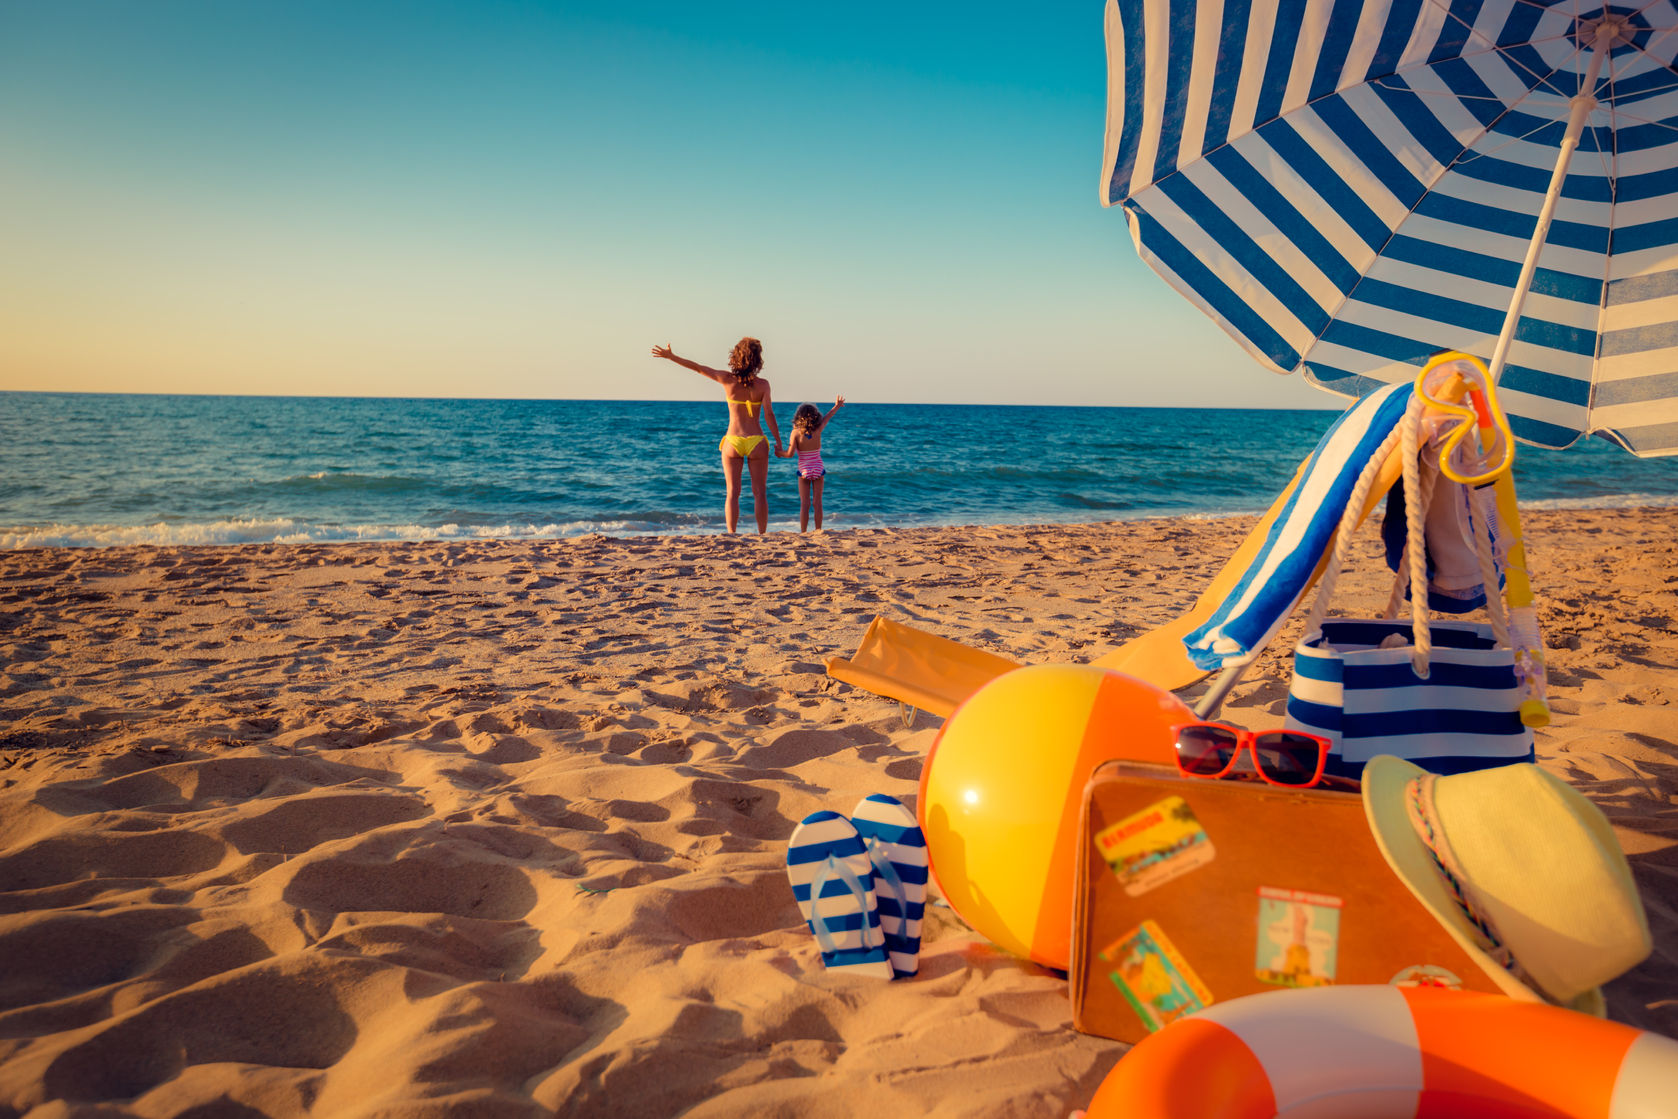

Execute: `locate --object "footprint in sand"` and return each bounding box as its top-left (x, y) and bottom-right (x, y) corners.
top-left (465, 733), bottom-right (539, 765)
top-left (281, 836), bottom-right (539, 921)
top-left (732, 728), bottom-right (860, 770)
top-left (0, 906), bottom-right (198, 1007)
top-left (0, 828), bottom-right (229, 892)
top-left (221, 791), bottom-right (431, 855)
top-left (31, 954), bottom-right (380, 1101)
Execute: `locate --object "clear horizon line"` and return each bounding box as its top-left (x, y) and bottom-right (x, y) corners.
top-left (0, 387), bottom-right (1348, 411)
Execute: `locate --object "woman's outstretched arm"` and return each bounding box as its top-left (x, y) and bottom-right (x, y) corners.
top-left (651, 344), bottom-right (730, 384)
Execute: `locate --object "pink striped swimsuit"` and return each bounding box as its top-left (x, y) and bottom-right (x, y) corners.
top-left (797, 450), bottom-right (826, 479)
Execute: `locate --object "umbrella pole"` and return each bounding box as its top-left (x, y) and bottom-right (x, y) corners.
top-left (1484, 26), bottom-right (1615, 387)
top-left (1477, 25), bottom-right (1619, 732)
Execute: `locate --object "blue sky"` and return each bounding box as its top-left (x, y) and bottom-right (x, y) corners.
top-left (0, 1), bottom-right (1335, 407)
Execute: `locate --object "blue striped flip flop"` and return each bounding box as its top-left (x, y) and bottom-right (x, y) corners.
top-left (785, 811), bottom-right (892, 979)
top-left (851, 794), bottom-right (927, 979)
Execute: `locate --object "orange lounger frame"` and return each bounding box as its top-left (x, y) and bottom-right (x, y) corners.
top-left (825, 448), bottom-right (1404, 716)
top-left (824, 615), bottom-right (1022, 719)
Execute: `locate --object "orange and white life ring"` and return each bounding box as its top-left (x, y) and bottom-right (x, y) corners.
top-left (1086, 985), bottom-right (1678, 1119)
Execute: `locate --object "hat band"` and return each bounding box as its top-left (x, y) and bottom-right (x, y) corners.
top-left (1404, 774), bottom-right (1552, 1002)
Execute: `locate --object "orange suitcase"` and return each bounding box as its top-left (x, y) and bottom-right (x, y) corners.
top-left (1070, 761), bottom-right (1505, 1043)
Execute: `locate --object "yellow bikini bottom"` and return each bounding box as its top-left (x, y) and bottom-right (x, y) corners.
top-left (719, 434), bottom-right (766, 457)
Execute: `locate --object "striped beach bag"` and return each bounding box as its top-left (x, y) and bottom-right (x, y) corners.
top-left (1284, 399), bottom-right (1534, 780)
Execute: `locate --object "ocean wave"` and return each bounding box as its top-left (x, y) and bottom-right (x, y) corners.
top-left (275, 471), bottom-right (430, 492)
top-left (0, 518), bottom-right (714, 550)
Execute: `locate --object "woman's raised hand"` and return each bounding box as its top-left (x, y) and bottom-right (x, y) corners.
top-left (651, 343), bottom-right (675, 361)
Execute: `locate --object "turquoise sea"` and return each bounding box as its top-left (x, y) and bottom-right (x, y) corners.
top-left (4, 392), bottom-right (1677, 548)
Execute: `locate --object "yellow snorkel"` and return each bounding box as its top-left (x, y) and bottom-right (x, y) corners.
top-left (1415, 352), bottom-right (1549, 728)
top-left (1418, 353), bottom-right (1515, 487)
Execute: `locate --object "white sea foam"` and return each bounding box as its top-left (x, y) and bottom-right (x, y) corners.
top-left (5, 491), bottom-right (1675, 550)
top-left (0, 519), bottom-right (690, 550)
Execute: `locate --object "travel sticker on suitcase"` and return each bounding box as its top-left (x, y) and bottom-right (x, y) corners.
top-left (1254, 886), bottom-right (1341, 988)
top-left (1094, 795), bottom-right (1215, 897)
top-left (1100, 919), bottom-right (1213, 1032)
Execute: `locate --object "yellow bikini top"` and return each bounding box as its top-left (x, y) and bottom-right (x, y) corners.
top-left (727, 396), bottom-right (762, 416)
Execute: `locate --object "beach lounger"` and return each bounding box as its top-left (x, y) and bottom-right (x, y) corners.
top-left (825, 384), bottom-right (1412, 718)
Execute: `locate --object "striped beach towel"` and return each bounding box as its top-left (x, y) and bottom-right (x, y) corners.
top-left (1183, 381), bottom-right (1412, 670)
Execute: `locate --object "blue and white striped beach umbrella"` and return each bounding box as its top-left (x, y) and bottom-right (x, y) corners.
top-left (1102, 0), bottom-right (1678, 456)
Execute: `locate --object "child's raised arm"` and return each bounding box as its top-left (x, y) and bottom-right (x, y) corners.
top-left (817, 395), bottom-right (846, 431)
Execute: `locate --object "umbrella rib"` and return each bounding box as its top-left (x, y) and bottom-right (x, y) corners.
top-left (1475, 38), bottom-right (1592, 125)
top-left (1370, 75), bottom-right (1540, 106)
top-left (1614, 41), bottom-right (1678, 92)
top-left (1630, 0), bottom-right (1675, 29)
top-left (1453, 110), bottom-right (1594, 166)
top-left (1591, 65), bottom-right (1678, 100)
top-left (1298, 23), bottom-right (1599, 369)
top-left (1375, 19), bottom-right (1577, 89)
top-left (1421, 0), bottom-right (1536, 72)
top-left (1600, 107), bottom-right (1678, 130)
top-left (1618, 0), bottom-right (1678, 69)
top-left (1596, 11), bottom-right (1678, 121)
top-left (1644, 22), bottom-right (1678, 53)
top-left (1590, 48), bottom-right (1616, 186)
top-left (1378, 18), bottom-right (1582, 103)
top-left (1478, 33), bottom-right (1582, 93)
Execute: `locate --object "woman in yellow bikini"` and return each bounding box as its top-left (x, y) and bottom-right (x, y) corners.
top-left (651, 337), bottom-right (783, 534)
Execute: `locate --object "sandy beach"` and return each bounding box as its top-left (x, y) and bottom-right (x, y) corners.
top-left (1, 510), bottom-right (1674, 1116)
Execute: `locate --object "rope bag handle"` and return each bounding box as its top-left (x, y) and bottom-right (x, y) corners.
top-left (1300, 393), bottom-right (1510, 679)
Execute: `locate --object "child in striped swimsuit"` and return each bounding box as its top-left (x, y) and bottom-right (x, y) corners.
top-left (778, 396), bottom-right (845, 532)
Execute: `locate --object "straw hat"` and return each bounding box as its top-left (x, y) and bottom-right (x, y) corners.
top-left (1362, 756), bottom-right (1650, 1016)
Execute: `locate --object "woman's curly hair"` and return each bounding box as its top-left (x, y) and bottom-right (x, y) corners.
top-left (728, 337), bottom-right (763, 384)
top-left (794, 403), bottom-right (822, 435)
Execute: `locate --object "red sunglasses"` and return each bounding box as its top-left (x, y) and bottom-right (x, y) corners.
top-left (1170, 722), bottom-right (1331, 789)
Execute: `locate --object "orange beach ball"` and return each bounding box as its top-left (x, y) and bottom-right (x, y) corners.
top-left (917, 664), bottom-right (1190, 970)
